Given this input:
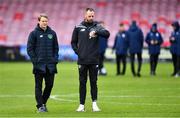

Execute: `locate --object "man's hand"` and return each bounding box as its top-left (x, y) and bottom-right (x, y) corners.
top-left (89, 31), bottom-right (97, 39)
top-left (150, 40), bottom-right (155, 45)
top-left (154, 40), bottom-right (158, 44)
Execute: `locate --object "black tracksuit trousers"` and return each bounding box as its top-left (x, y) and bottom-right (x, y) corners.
top-left (176, 55), bottom-right (180, 75)
top-left (130, 53), bottom-right (142, 76)
top-left (34, 68), bottom-right (55, 108)
top-left (78, 64), bottom-right (98, 105)
top-left (99, 52), bottom-right (105, 70)
top-left (150, 54), bottom-right (159, 74)
top-left (116, 54), bottom-right (126, 75)
top-left (171, 54), bottom-right (177, 75)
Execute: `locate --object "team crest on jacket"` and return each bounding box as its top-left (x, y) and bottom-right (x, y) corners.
top-left (48, 34), bottom-right (53, 39)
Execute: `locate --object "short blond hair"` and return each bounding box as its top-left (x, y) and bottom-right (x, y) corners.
top-left (38, 13), bottom-right (48, 21)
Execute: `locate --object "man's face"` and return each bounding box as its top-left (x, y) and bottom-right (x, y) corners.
top-left (119, 25), bottom-right (125, 32)
top-left (152, 28), bottom-right (156, 32)
top-left (172, 26), bottom-right (176, 30)
top-left (85, 10), bottom-right (95, 23)
top-left (38, 17), bottom-right (48, 29)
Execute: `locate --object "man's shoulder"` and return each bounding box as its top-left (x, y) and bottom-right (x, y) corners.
top-left (147, 31), bottom-right (151, 35)
top-left (47, 27), bottom-right (56, 34)
top-left (50, 29), bottom-right (57, 35)
top-left (29, 30), bottom-right (36, 37)
top-left (116, 32), bottom-right (121, 37)
top-left (75, 24), bottom-right (87, 29)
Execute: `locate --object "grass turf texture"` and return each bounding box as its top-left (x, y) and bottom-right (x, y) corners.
top-left (0, 62), bottom-right (180, 117)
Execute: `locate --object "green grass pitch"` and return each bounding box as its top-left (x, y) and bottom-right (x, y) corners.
top-left (0, 62), bottom-right (180, 117)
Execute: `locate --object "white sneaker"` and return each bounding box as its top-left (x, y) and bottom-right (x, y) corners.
top-left (92, 102), bottom-right (101, 112)
top-left (76, 104), bottom-right (85, 112)
top-left (175, 74), bottom-right (179, 78)
top-left (101, 68), bottom-right (107, 74)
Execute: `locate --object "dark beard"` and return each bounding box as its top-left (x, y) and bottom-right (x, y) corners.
top-left (86, 19), bottom-right (93, 23)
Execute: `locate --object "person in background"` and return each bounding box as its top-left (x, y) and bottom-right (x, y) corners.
top-left (112, 23), bottom-right (129, 76)
top-left (169, 21), bottom-right (179, 76)
top-left (145, 23), bottom-right (163, 76)
top-left (98, 21), bottom-right (109, 76)
top-left (173, 21), bottom-right (180, 78)
top-left (128, 21), bottom-right (144, 77)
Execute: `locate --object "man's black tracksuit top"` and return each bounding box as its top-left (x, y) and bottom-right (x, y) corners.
top-left (71, 21), bottom-right (110, 65)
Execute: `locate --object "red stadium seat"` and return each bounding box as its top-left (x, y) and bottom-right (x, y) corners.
top-left (0, 18), bottom-right (3, 25)
top-left (176, 13), bottom-right (180, 18)
top-left (165, 20), bottom-right (172, 26)
top-left (158, 28), bottom-right (166, 34)
top-left (139, 19), bottom-right (150, 28)
top-left (157, 16), bottom-right (167, 23)
top-left (0, 4), bottom-right (8, 11)
top-left (162, 41), bottom-right (171, 47)
top-left (0, 0), bottom-right (178, 46)
top-left (131, 12), bottom-right (141, 21)
top-left (13, 12), bottom-right (24, 21)
top-left (120, 20), bottom-right (130, 25)
top-left (0, 35), bottom-right (7, 42)
top-left (96, 1), bottom-right (108, 7)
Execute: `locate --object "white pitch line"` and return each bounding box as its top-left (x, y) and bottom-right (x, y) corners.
top-left (99, 95), bottom-right (180, 98)
top-left (100, 101), bottom-right (180, 106)
top-left (100, 88), bottom-right (180, 93)
top-left (54, 93), bottom-right (78, 97)
top-left (50, 96), bottom-right (180, 106)
top-left (0, 95), bottom-right (33, 98)
top-left (50, 95), bottom-right (76, 103)
top-left (51, 95), bottom-right (180, 98)
top-left (1, 94), bottom-right (180, 99)
top-left (0, 87), bottom-right (179, 98)
top-left (1, 94), bottom-right (180, 106)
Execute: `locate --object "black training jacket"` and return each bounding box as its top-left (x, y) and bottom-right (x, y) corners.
top-left (71, 21), bottom-right (110, 65)
top-left (27, 24), bottom-right (59, 74)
